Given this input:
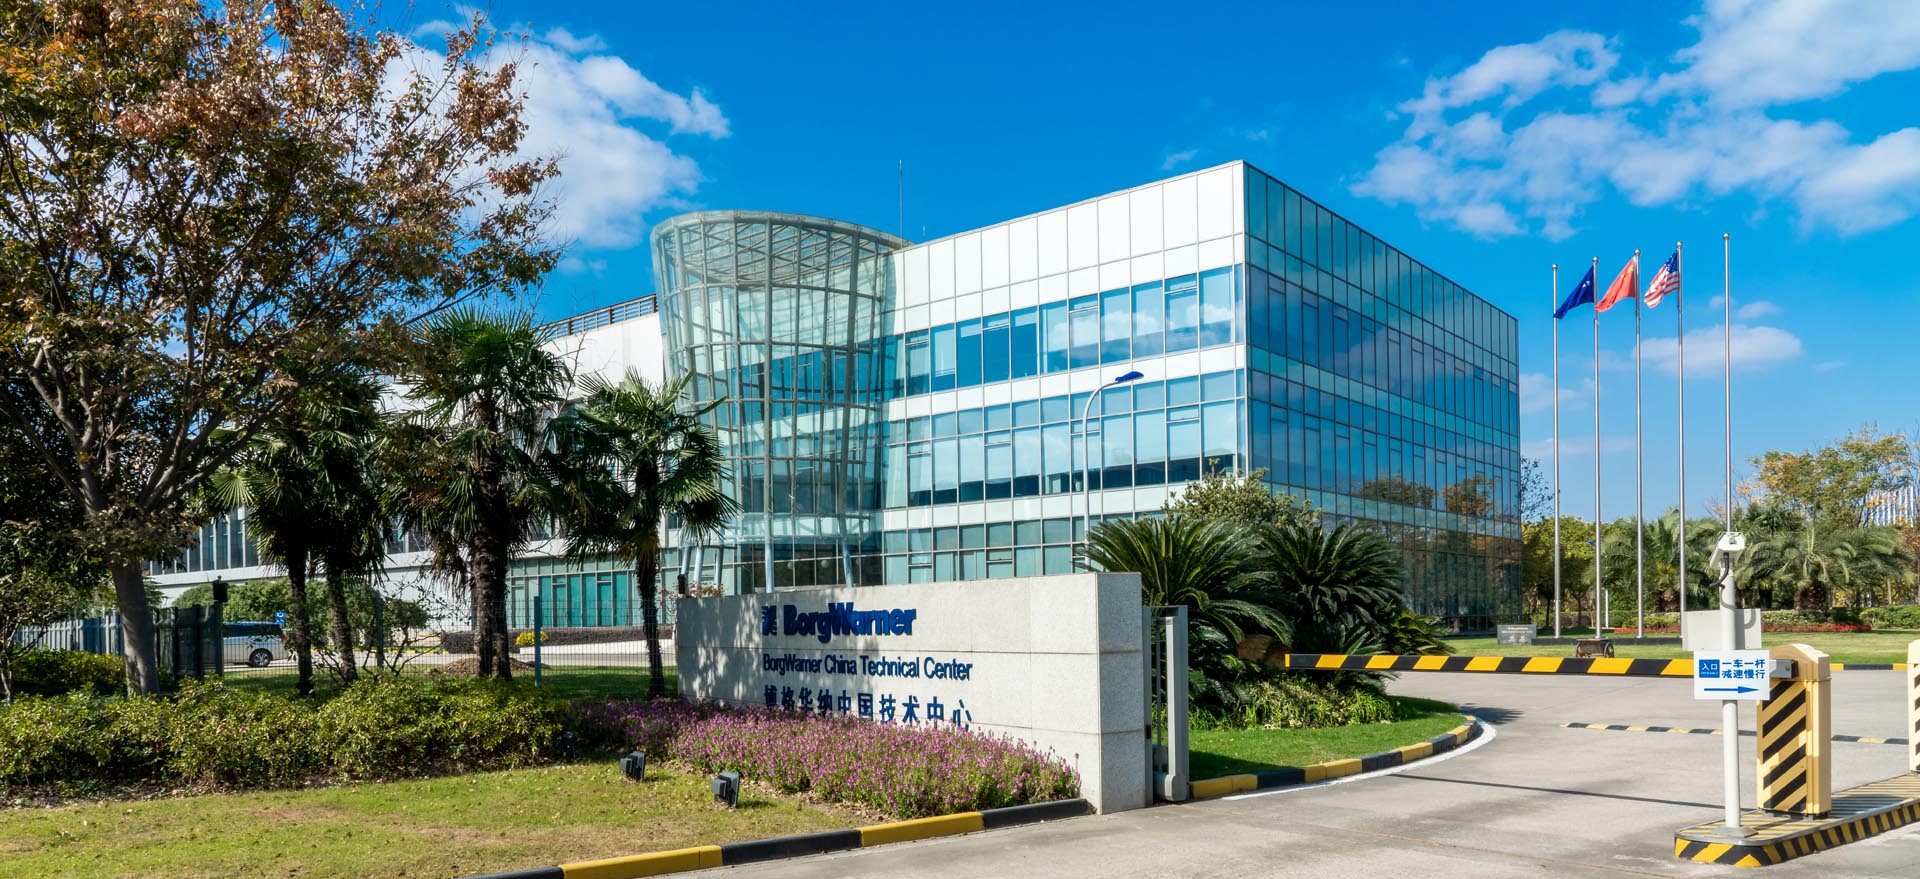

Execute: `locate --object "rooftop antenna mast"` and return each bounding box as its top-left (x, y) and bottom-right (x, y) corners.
top-left (897, 160), bottom-right (904, 239)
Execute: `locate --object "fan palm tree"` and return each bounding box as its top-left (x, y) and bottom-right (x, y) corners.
top-left (1599, 510), bottom-right (1717, 614)
top-left (309, 374), bottom-right (388, 684)
top-left (557, 371), bottom-right (736, 698)
top-left (1081, 515), bottom-right (1283, 708)
top-left (207, 369), bottom-right (381, 695)
top-left (390, 309), bottom-right (573, 679)
top-left (1749, 517), bottom-right (1913, 610)
top-left (1249, 521), bottom-right (1407, 654)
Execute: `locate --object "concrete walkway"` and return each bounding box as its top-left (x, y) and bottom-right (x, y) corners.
top-left (708, 671), bottom-right (1920, 878)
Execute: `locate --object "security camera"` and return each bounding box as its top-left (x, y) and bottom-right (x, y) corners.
top-left (1709, 532), bottom-right (1747, 571)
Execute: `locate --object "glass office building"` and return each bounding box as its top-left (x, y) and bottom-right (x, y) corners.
top-left (153, 161), bottom-right (1521, 630)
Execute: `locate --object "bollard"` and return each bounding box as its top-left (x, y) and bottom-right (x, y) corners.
top-left (1756, 643), bottom-right (1832, 817)
top-left (1909, 640), bottom-right (1919, 774)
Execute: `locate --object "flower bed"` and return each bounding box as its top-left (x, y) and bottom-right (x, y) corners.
top-left (1612, 623), bottom-right (1872, 634)
top-left (580, 699), bottom-right (1078, 818)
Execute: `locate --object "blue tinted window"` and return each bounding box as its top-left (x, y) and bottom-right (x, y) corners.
top-left (906, 331), bottom-right (930, 395)
top-left (958, 407), bottom-right (984, 436)
top-left (956, 318), bottom-right (981, 388)
top-left (1167, 375), bottom-right (1199, 406)
top-left (1069, 296), bottom-right (1099, 369)
top-left (1200, 267), bottom-right (1233, 347)
top-left (1134, 380), bottom-right (1164, 411)
top-left (985, 403), bottom-right (1011, 430)
top-left (931, 324), bottom-right (956, 391)
top-left (982, 313), bottom-right (1010, 384)
top-left (1100, 288), bottom-right (1130, 363)
top-left (1132, 282), bottom-right (1164, 358)
top-left (1011, 308), bottom-right (1039, 379)
top-left (907, 416), bottom-right (931, 441)
top-left (1013, 427), bottom-right (1041, 496)
top-left (1041, 302), bottom-right (1068, 372)
top-left (1201, 371), bottom-right (1236, 401)
top-left (1041, 395), bottom-right (1070, 424)
top-left (1012, 399), bottom-right (1040, 427)
top-left (933, 412), bottom-right (957, 437)
top-left (1165, 276), bottom-right (1198, 352)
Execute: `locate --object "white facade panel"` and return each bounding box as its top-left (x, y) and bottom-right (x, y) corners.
top-left (1009, 218), bottom-right (1039, 283)
top-left (1068, 267), bottom-right (1098, 297)
top-left (954, 232), bottom-right (982, 295)
top-left (1128, 186), bottom-right (1164, 256)
top-left (1164, 244), bottom-right (1197, 278)
top-left (929, 239), bottom-right (955, 300)
top-left (1130, 254), bottom-right (1164, 285)
top-left (1097, 196), bottom-right (1129, 265)
top-left (1099, 261), bottom-right (1130, 292)
top-left (1065, 202), bottom-right (1098, 270)
top-left (903, 246), bottom-right (930, 306)
top-left (1197, 166), bottom-right (1235, 241)
top-left (1037, 211), bottom-right (1067, 277)
top-left (1162, 175), bottom-right (1198, 247)
top-left (981, 224), bottom-right (1010, 288)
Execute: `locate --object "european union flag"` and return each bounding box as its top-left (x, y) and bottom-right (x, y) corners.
top-left (1554, 266), bottom-right (1596, 319)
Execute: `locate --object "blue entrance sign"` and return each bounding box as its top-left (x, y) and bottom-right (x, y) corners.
top-left (1692, 650), bottom-right (1771, 701)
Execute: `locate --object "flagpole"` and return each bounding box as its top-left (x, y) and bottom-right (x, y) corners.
top-left (1592, 255), bottom-right (1603, 634)
top-left (1552, 264), bottom-right (1562, 640)
top-left (1634, 250), bottom-right (1645, 638)
top-left (1677, 242), bottom-right (1688, 629)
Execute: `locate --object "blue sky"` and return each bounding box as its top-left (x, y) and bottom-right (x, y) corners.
top-left (412, 0), bottom-right (1920, 522)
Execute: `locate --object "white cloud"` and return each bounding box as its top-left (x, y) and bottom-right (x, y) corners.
top-left (1639, 322), bottom-right (1803, 376)
top-left (1161, 148), bottom-right (1200, 171)
top-left (1521, 434), bottom-right (1637, 461)
top-left (1356, 0), bottom-right (1920, 238)
top-left (394, 23), bottom-right (728, 252)
top-left (1736, 300), bottom-right (1780, 320)
top-left (1519, 371), bottom-right (1589, 414)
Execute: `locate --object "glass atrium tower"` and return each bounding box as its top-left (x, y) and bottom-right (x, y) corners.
top-left (654, 211), bottom-right (907, 592)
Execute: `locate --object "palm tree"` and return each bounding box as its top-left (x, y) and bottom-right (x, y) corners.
top-left (1250, 521), bottom-right (1406, 654)
top-left (1081, 515), bottom-right (1284, 708)
top-left (308, 373), bottom-right (388, 684)
top-left (207, 371), bottom-right (379, 695)
top-left (1749, 518), bottom-right (1913, 610)
top-left (1599, 510), bottom-right (1717, 614)
top-left (391, 309), bottom-right (572, 679)
top-left (558, 371), bottom-right (736, 698)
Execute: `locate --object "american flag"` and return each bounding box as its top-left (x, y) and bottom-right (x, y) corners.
top-left (1644, 251), bottom-right (1680, 308)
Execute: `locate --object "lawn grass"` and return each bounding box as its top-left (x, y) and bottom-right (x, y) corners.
top-left (1188, 697), bottom-right (1467, 779)
top-left (0, 760), bottom-right (846, 879)
top-left (218, 663), bottom-right (674, 700)
top-left (1444, 629), bottom-right (1920, 665)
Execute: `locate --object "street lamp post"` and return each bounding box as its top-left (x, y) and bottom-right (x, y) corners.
top-left (1079, 370), bottom-right (1145, 562)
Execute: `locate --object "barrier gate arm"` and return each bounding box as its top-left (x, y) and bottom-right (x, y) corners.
top-left (1282, 653), bottom-right (1695, 677)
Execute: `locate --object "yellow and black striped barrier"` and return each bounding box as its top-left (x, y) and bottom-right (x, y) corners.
top-left (1675, 774), bottom-right (1920, 867)
top-left (1281, 653), bottom-right (1694, 677)
top-left (1908, 640), bottom-right (1920, 773)
top-left (1558, 721), bottom-right (1906, 746)
top-left (1756, 644), bottom-right (1832, 818)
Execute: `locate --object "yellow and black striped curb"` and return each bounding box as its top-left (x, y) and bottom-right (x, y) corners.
top-left (1281, 654), bottom-right (1909, 676)
top-left (1674, 773), bottom-right (1920, 867)
top-left (456, 798), bottom-right (1091, 879)
top-left (1558, 722), bottom-right (1906, 746)
top-left (1829, 662), bottom-right (1909, 671)
top-left (1188, 717), bottom-right (1482, 799)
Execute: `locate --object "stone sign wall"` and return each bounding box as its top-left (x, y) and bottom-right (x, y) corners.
top-left (674, 572), bottom-right (1147, 812)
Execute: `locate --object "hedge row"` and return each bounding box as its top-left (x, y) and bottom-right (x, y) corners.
top-left (5, 649), bottom-right (125, 697)
top-left (0, 676), bottom-right (573, 790)
top-left (1635, 608), bottom-right (1920, 631)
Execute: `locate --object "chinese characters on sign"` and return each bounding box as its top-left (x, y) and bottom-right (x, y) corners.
top-left (1692, 650), bottom-right (1773, 701)
top-left (757, 601), bottom-right (975, 729)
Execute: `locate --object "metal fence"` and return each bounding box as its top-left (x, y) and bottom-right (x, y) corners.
top-left (15, 606), bottom-right (226, 682)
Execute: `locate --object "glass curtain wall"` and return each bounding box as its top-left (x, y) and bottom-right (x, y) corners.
top-left (654, 212), bottom-right (905, 594)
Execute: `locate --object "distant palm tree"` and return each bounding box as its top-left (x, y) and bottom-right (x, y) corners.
top-left (390, 310), bottom-right (573, 679)
top-left (1250, 522), bottom-right (1405, 654)
top-left (1750, 518), bottom-right (1913, 611)
top-left (1600, 510), bottom-right (1716, 614)
top-left (559, 371), bottom-right (736, 698)
top-left (208, 369), bottom-right (381, 695)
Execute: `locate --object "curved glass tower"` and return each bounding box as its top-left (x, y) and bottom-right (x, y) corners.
top-left (654, 211), bottom-right (906, 592)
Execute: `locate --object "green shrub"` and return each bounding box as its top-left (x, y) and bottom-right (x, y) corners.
top-left (316, 676), bottom-right (572, 779)
top-left (0, 677), bottom-right (575, 791)
top-left (1643, 612), bottom-right (1680, 628)
top-left (8, 649), bottom-right (125, 696)
top-left (1861, 605), bottom-right (1920, 630)
top-left (165, 681), bottom-right (323, 787)
top-left (1201, 677), bottom-right (1398, 730)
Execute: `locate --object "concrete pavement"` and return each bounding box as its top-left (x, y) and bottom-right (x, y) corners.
top-left (705, 670), bottom-right (1920, 878)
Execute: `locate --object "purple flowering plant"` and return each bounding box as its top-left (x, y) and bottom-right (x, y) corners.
top-left (578, 699), bottom-right (1078, 818)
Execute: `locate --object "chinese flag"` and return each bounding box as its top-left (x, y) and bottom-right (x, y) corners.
top-left (1596, 254), bottom-right (1639, 313)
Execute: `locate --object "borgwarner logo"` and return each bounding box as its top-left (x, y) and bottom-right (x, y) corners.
top-left (760, 602), bottom-right (917, 644)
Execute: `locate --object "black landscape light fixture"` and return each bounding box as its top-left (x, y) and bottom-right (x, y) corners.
top-left (211, 576), bottom-right (228, 604)
top-left (711, 771), bottom-right (741, 807)
top-left (619, 751), bottom-right (646, 782)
